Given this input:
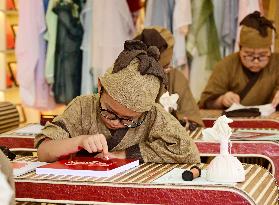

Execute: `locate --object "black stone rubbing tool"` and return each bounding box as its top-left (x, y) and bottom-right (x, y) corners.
top-left (182, 165), bottom-right (201, 181)
top-left (0, 146), bottom-right (16, 161)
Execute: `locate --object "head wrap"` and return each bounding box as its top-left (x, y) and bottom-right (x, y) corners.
top-left (239, 11), bottom-right (275, 48)
top-left (99, 40), bottom-right (168, 112)
top-left (135, 26), bottom-right (174, 67)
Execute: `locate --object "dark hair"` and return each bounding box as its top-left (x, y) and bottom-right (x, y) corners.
top-left (113, 40), bottom-right (168, 86)
top-left (134, 29), bottom-right (168, 53)
top-left (240, 11), bottom-right (276, 37)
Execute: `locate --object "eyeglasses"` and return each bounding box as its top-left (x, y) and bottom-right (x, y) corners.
top-left (240, 47), bottom-right (271, 63)
top-left (99, 106), bottom-right (147, 128)
top-left (242, 54), bottom-right (270, 63)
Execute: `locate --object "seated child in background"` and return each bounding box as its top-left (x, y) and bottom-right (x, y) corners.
top-left (199, 11), bottom-right (279, 110)
top-left (135, 26), bottom-right (204, 130)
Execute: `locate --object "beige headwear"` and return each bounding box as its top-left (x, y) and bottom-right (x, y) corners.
top-left (239, 11), bottom-right (275, 48)
top-left (135, 26), bottom-right (174, 67)
top-left (240, 25), bottom-right (272, 48)
top-left (99, 40), bottom-right (167, 112)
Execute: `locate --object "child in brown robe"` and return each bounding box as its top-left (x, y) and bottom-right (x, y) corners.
top-left (35, 40), bottom-right (200, 164)
top-left (135, 26), bottom-right (204, 130)
top-left (199, 11), bottom-right (279, 110)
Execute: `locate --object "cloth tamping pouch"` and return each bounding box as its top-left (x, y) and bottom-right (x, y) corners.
top-left (223, 108), bottom-right (261, 117)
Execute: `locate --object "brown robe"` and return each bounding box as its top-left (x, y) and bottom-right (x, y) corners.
top-left (157, 69), bottom-right (204, 126)
top-left (35, 94), bottom-right (200, 164)
top-left (0, 150), bottom-right (14, 205)
top-left (199, 52), bottom-right (279, 108)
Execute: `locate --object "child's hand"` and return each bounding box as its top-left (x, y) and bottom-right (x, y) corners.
top-left (221, 91), bottom-right (240, 107)
top-left (79, 134), bottom-right (108, 158)
top-left (272, 90), bottom-right (279, 108)
top-left (95, 150), bottom-right (126, 159)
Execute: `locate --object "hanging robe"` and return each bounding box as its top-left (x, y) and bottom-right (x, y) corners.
top-left (186, 0), bottom-right (221, 101)
top-left (80, 0), bottom-right (94, 95)
top-left (91, 0), bottom-right (135, 90)
top-left (234, 0), bottom-right (260, 51)
top-left (16, 0), bottom-right (55, 109)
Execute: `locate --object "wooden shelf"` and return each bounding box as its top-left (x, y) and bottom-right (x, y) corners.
top-left (0, 10), bottom-right (18, 15)
top-left (0, 4), bottom-right (18, 95)
top-left (0, 49), bottom-right (15, 54)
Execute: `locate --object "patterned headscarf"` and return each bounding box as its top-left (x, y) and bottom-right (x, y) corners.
top-left (240, 11), bottom-right (276, 48)
top-left (99, 40), bottom-right (168, 112)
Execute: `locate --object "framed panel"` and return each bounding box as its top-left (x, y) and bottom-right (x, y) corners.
top-left (7, 61), bottom-right (17, 86)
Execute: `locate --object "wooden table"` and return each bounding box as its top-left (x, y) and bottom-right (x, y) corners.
top-left (14, 156), bottom-right (278, 205)
top-left (0, 124), bottom-right (40, 151)
top-left (200, 110), bottom-right (279, 128)
top-left (2, 124), bottom-right (277, 204)
top-left (2, 124), bottom-right (279, 181)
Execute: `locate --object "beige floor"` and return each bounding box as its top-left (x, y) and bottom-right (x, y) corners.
top-left (0, 87), bottom-right (65, 124)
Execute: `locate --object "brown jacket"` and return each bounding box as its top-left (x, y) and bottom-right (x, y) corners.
top-left (35, 94), bottom-right (200, 164)
top-left (199, 52), bottom-right (279, 108)
top-left (157, 69), bottom-right (204, 126)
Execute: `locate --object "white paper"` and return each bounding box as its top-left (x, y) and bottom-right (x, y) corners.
top-left (225, 103), bottom-right (275, 116)
top-left (231, 129), bottom-right (279, 141)
top-left (152, 168), bottom-right (235, 186)
top-left (14, 124), bottom-right (44, 135)
top-left (13, 161), bottom-right (47, 177)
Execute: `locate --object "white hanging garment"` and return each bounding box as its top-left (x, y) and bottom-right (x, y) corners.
top-left (189, 51), bottom-right (212, 100)
top-left (172, 0), bottom-right (192, 67)
top-left (145, 0), bottom-right (174, 31)
top-left (187, 0), bottom-right (221, 101)
top-left (91, 0), bottom-right (135, 89)
top-left (234, 0), bottom-right (260, 51)
top-left (16, 0), bottom-right (55, 109)
top-left (44, 0), bottom-right (58, 85)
